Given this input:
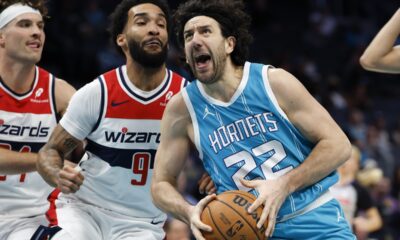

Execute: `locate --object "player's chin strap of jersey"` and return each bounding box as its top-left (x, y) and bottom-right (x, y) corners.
top-left (30, 225), bottom-right (61, 240)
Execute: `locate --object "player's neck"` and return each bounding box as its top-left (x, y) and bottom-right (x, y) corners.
top-left (125, 60), bottom-right (166, 91)
top-left (202, 61), bottom-right (244, 103)
top-left (0, 59), bottom-right (36, 94)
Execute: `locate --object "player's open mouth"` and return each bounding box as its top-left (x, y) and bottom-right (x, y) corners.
top-left (194, 54), bottom-right (211, 70)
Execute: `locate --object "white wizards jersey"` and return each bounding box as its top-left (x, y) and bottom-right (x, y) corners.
top-left (52, 66), bottom-right (186, 222)
top-left (0, 67), bottom-right (57, 218)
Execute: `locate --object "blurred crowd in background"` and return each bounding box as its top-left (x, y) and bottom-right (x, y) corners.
top-left (38, 0), bottom-right (400, 239)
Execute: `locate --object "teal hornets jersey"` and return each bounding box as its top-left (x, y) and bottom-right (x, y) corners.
top-left (182, 62), bottom-right (338, 220)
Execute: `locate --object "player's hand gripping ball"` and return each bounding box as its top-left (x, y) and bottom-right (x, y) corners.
top-left (200, 190), bottom-right (269, 240)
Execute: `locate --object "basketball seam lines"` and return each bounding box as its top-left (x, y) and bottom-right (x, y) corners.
top-left (207, 205), bottom-right (229, 240)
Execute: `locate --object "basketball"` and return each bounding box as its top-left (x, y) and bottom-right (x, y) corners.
top-left (200, 190), bottom-right (268, 240)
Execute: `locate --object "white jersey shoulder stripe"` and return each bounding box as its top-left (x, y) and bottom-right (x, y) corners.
top-left (182, 90), bottom-right (203, 160)
top-left (90, 76), bottom-right (107, 134)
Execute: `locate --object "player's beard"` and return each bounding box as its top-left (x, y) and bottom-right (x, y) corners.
top-left (128, 38), bottom-right (167, 68)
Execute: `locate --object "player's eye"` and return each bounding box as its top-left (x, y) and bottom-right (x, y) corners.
top-left (184, 32), bottom-right (193, 41)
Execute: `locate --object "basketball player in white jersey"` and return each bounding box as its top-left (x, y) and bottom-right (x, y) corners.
top-left (36, 0), bottom-right (187, 239)
top-left (360, 8), bottom-right (400, 73)
top-left (0, 1), bottom-right (77, 239)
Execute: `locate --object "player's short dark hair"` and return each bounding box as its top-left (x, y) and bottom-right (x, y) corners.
top-left (0, 0), bottom-right (48, 17)
top-left (174, 0), bottom-right (253, 66)
top-left (108, 0), bottom-right (171, 55)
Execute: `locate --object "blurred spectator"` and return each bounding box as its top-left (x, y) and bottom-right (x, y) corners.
top-left (346, 109), bottom-right (368, 151)
top-left (368, 178), bottom-right (400, 240)
top-left (331, 146), bottom-right (383, 240)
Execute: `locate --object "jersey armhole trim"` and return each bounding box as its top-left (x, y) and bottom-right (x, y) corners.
top-left (262, 65), bottom-right (290, 121)
top-left (182, 89), bottom-right (203, 160)
top-left (50, 75), bottom-right (60, 123)
top-left (91, 77), bottom-right (105, 133)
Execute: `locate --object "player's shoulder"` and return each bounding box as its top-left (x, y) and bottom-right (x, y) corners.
top-left (265, 67), bottom-right (300, 91)
top-left (53, 77), bottom-right (76, 115)
top-left (167, 69), bottom-right (188, 88)
top-left (164, 92), bottom-right (189, 116)
top-left (266, 67), bottom-right (290, 81)
top-left (54, 78), bottom-right (76, 93)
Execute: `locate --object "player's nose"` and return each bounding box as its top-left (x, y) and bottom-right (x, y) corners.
top-left (191, 32), bottom-right (203, 48)
top-left (148, 21), bottom-right (161, 36)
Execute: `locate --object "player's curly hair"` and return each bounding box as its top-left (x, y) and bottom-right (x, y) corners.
top-left (108, 0), bottom-right (171, 55)
top-left (0, 0), bottom-right (48, 17)
top-left (174, 0), bottom-right (253, 66)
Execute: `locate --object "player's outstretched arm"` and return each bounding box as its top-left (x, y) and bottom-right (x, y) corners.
top-left (37, 124), bottom-right (83, 193)
top-left (151, 94), bottom-right (215, 240)
top-left (244, 68), bottom-right (351, 237)
top-left (0, 149), bottom-right (37, 174)
top-left (360, 8), bottom-right (400, 73)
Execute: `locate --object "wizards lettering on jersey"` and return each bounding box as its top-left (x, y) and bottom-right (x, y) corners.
top-left (104, 129), bottom-right (161, 144)
top-left (0, 121), bottom-right (49, 137)
top-left (208, 112), bottom-right (278, 154)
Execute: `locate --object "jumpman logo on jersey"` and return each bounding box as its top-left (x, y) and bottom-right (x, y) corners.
top-left (203, 106), bottom-right (215, 119)
top-left (336, 207), bottom-right (345, 222)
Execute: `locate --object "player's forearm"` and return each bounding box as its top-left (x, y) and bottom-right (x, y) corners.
top-left (363, 208), bottom-right (383, 232)
top-left (0, 148), bottom-right (37, 174)
top-left (283, 136), bottom-right (351, 194)
top-left (360, 8), bottom-right (400, 68)
top-left (36, 147), bottom-right (63, 187)
top-left (151, 181), bottom-right (194, 224)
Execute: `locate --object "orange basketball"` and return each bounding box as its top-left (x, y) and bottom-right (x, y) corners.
top-left (200, 190), bottom-right (268, 240)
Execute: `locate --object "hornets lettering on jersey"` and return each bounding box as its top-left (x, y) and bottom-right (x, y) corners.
top-left (207, 111), bottom-right (278, 154)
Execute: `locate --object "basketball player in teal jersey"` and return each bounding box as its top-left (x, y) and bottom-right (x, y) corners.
top-left (151, 0), bottom-right (356, 239)
top-left (360, 8), bottom-right (400, 73)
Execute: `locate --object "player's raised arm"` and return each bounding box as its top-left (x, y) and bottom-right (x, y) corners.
top-left (360, 8), bottom-right (400, 73)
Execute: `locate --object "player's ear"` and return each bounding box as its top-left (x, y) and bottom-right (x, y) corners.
top-left (0, 31), bottom-right (5, 47)
top-left (225, 36), bottom-right (236, 54)
top-left (116, 34), bottom-right (126, 48)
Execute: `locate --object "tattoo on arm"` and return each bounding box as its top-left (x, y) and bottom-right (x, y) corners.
top-left (64, 137), bottom-right (78, 150)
